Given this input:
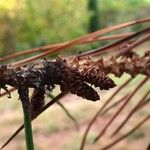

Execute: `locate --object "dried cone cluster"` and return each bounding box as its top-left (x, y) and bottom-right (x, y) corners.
top-left (0, 58), bottom-right (116, 102)
top-left (30, 87), bottom-right (45, 118)
top-left (72, 59), bottom-right (116, 90)
top-left (1, 50), bottom-right (149, 104)
top-left (43, 58), bottom-right (103, 101)
top-left (68, 50), bottom-right (150, 78)
top-left (98, 50), bottom-right (150, 77)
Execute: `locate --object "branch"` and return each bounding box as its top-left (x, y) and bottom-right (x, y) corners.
top-left (79, 77), bottom-right (132, 150)
top-left (93, 77), bottom-right (148, 143)
top-left (99, 115), bottom-right (150, 150)
top-left (48, 93), bottom-right (79, 131)
top-left (111, 90), bottom-right (150, 136)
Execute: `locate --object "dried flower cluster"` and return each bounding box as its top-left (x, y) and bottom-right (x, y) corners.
top-left (0, 58), bottom-right (116, 102)
top-left (69, 50), bottom-right (150, 78)
top-left (30, 87), bottom-right (45, 118)
top-left (43, 58), bottom-right (100, 101)
top-left (1, 50), bottom-right (149, 105)
top-left (72, 60), bottom-right (116, 90)
top-left (1, 50), bottom-right (149, 104)
top-left (105, 51), bottom-right (150, 77)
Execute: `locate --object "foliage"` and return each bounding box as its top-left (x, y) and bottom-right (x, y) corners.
top-left (0, 0), bottom-right (150, 57)
top-left (99, 0), bottom-right (150, 28)
top-left (88, 0), bottom-right (100, 32)
top-left (0, 0), bottom-right (89, 56)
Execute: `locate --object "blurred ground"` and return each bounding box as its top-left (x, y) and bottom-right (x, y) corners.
top-left (0, 74), bottom-right (149, 150)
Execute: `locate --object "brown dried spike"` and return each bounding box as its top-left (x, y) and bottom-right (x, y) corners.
top-left (79, 65), bottom-right (116, 90)
top-left (54, 58), bottom-right (100, 101)
top-left (30, 87), bottom-right (45, 118)
top-left (69, 82), bottom-right (100, 101)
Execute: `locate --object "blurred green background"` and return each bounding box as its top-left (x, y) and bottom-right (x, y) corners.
top-left (0, 0), bottom-right (150, 57)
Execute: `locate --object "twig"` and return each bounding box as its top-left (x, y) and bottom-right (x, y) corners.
top-left (76, 27), bottom-right (150, 59)
top-left (93, 77), bottom-right (148, 143)
top-left (48, 93), bottom-right (79, 131)
top-left (10, 17), bottom-right (150, 67)
top-left (111, 90), bottom-right (150, 137)
top-left (79, 77), bottom-right (132, 150)
top-left (100, 94), bottom-right (129, 117)
top-left (115, 33), bottom-right (150, 58)
top-left (57, 101), bottom-right (80, 131)
top-left (0, 33), bottom-right (134, 62)
top-left (99, 115), bottom-right (150, 150)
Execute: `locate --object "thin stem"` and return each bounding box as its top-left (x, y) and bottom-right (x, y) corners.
top-left (100, 94), bottom-right (129, 116)
top-left (79, 77), bottom-right (132, 150)
top-left (111, 90), bottom-right (150, 137)
top-left (77, 27), bottom-right (150, 59)
top-left (93, 77), bottom-right (148, 143)
top-left (22, 101), bottom-right (34, 150)
top-left (18, 86), bottom-right (34, 150)
top-left (0, 33), bottom-right (133, 62)
top-left (99, 115), bottom-right (150, 150)
top-left (48, 93), bottom-right (79, 130)
top-left (11, 17), bottom-right (150, 67)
